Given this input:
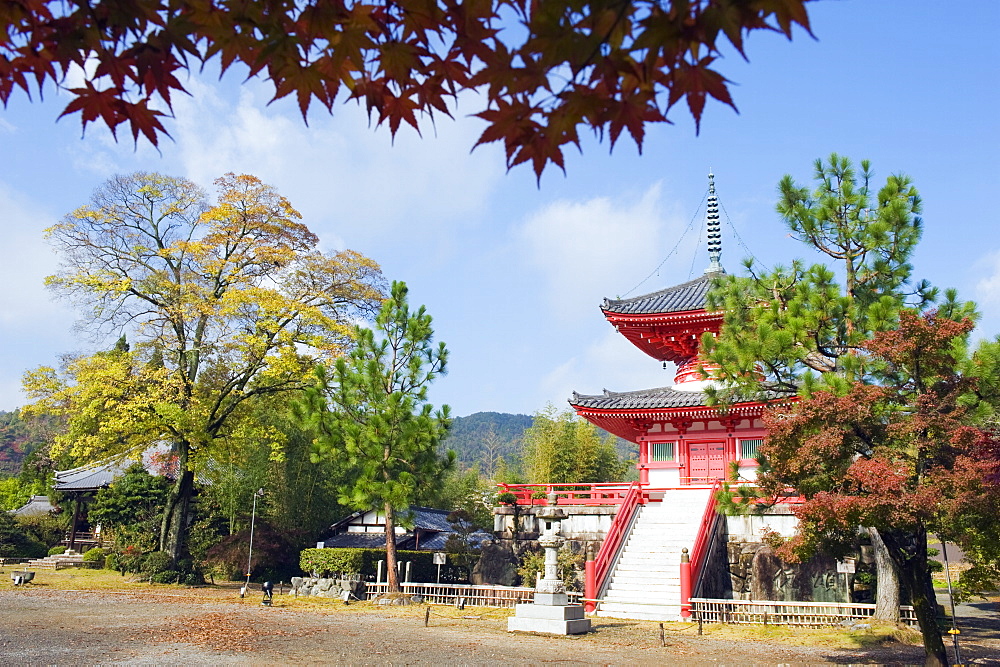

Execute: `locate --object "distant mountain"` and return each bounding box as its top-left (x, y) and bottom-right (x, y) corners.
top-left (440, 412), bottom-right (533, 469)
top-left (0, 410), bottom-right (51, 476)
top-left (440, 411), bottom-right (637, 472)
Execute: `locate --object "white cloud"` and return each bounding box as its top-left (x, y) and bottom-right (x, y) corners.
top-left (0, 184), bottom-right (65, 326)
top-left (0, 183), bottom-right (79, 410)
top-left (536, 329), bottom-right (674, 408)
top-left (974, 250), bottom-right (1000, 308)
top-left (167, 76), bottom-right (504, 252)
top-left (516, 183), bottom-right (692, 320)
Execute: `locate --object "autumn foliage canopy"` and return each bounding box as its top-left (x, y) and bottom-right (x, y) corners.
top-left (1, 0), bottom-right (811, 177)
top-left (757, 311), bottom-right (1000, 561)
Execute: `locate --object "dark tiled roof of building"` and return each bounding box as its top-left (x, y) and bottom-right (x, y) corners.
top-left (321, 505), bottom-right (492, 551)
top-left (571, 386), bottom-right (711, 410)
top-left (326, 505), bottom-right (455, 534)
top-left (52, 445), bottom-right (169, 492)
top-left (602, 274), bottom-right (715, 315)
top-left (10, 495), bottom-right (56, 517)
top-left (322, 533), bottom-right (394, 549)
top-left (53, 460), bottom-right (129, 491)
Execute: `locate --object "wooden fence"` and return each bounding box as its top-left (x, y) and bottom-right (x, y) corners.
top-left (365, 582), bottom-right (581, 608)
top-left (689, 598), bottom-right (918, 627)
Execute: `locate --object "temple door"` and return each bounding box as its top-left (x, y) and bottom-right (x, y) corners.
top-left (688, 441), bottom-right (726, 483)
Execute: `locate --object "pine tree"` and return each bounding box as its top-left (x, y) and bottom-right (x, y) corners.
top-left (302, 281), bottom-right (453, 591)
top-left (703, 155), bottom-right (973, 652)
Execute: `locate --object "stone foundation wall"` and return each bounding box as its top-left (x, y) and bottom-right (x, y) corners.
top-left (289, 576), bottom-right (367, 600)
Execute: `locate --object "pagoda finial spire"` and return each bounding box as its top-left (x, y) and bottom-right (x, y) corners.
top-left (705, 171), bottom-right (722, 275)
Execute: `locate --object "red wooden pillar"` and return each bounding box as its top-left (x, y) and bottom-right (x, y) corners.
top-left (679, 547), bottom-right (692, 618)
top-left (584, 559), bottom-right (596, 612)
top-left (638, 441), bottom-right (649, 485)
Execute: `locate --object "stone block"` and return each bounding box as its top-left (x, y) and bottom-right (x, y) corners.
top-left (532, 592), bottom-right (568, 606)
top-left (507, 616), bottom-right (591, 635)
top-left (511, 603), bottom-right (586, 620)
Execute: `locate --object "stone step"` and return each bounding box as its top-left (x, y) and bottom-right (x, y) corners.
top-left (594, 489), bottom-right (713, 620)
top-left (606, 582), bottom-right (681, 593)
top-left (597, 602), bottom-right (683, 621)
top-left (611, 572), bottom-right (680, 581)
top-left (601, 591), bottom-right (681, 608)
top-left (613, 563), bottom-right (681, 571)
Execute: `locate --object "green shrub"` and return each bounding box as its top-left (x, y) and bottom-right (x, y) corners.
top-left (0, 512), bottom-right (46, 558)
top-left (299, 548), bottom-right (469, 582)
top-left (497, 492), bottom-right (517, 505)
top-left (82, 547), bottom-right (106, 566)
top-left (203, 522), bottom-right (298, 582)
top-left (48, 545), bottom-right (67, 556)
top-left (118, 546), bottom-right (145, 573)
top-left (150, 570), bottom-right (179, 584)
top-left (105, 552), bottom-right (120, 572)
top-left (183, 572), bottom-right (205, 586)
top-left (17, 514), bottom-right (67, 549)
top-left (516, 545), bottom-right (583, 590)
top-left (143, 551), bottom-right (174, 576)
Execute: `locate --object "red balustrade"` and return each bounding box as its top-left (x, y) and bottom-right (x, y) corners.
top-left (680, 477), bottom-right (723, 617)
top-left (583, 481), bottom-right (643, 611)
top-left (496, 482), bottom-right (635, 506)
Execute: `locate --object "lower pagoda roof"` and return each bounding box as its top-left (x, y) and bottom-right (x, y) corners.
top-left (570, 386), bottom-right (781, 442)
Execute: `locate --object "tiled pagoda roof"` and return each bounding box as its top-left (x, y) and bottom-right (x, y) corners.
top-left (601, 274), bottom-right (714, 316)
top-left (572, 386), bottom-right (710, 410)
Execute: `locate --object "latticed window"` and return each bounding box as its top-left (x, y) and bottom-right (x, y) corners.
top-left (740, 439), bottom-right (764, 461)
top-left (650, 442), bottom-right (675, 462)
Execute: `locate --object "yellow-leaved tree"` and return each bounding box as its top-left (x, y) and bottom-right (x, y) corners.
top-left (23, 172), bottom-right (385, 561)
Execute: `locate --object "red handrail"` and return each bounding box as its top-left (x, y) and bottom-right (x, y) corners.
top-left (497, 482), bottom-right (634, 506)
top-left (583, 481), bottom-right (643, 610)
top-left (688, 477), bottom-right (723, 592)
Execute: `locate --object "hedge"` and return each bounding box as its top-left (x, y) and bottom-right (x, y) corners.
top-left (300, 548), bottom-right (469, 583)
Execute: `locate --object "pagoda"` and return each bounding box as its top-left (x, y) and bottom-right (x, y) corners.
top-left (570, 174), bottom-right (769, 486)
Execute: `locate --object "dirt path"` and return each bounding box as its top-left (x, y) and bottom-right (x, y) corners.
top-left (1, 588), bottom-right (998, 665)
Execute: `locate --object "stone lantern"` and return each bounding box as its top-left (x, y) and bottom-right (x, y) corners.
top-left (507, 492), bottom-right (591, 635)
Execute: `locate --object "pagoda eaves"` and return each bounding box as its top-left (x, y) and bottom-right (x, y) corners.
top-left (602, 275), bottom-right (722, 364)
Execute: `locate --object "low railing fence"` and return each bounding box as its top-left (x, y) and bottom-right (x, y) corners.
top-left (497, 483), bottom-right (634, 506)
top-left (364, 582), bottom-right (581, 608)
top-left (689, 598), bottom-right (918, 627)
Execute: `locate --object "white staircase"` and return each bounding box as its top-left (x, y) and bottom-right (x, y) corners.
top-left (22, 549), bottom-right (86, 570)
top-left (597, 487), bottom-right (714, 621)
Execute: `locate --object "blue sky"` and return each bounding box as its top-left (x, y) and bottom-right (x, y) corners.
top-left (1, 1), bottom-right (998, 418)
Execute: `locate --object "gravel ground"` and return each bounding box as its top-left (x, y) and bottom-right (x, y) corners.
top-left (0, 587), bottom-right (997, 665)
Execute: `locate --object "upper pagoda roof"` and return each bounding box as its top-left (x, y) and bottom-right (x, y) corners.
top-left (602, 274), bottom-right (715, 316)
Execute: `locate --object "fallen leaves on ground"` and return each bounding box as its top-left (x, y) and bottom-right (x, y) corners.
top-left (144, 611), bottom-right (322, 653)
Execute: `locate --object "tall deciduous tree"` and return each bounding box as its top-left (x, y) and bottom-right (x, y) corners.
top-left (23, 172), bottom-right (385, 561)
top-left (522, 405), bottom-right (628, 484)
top-left (757, 312), bottom-right (1000, 666)
top-left (0, 0), bottom-right (812, 178)
top-left (301, 281), bottom-right (453, 591)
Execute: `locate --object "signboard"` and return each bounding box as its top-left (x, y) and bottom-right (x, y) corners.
top-left (433, 552), bottom-right (447, 565)
top-left (837, 558), bottom-right (856, 574)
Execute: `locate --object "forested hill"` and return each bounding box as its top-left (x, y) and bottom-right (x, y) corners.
top-left (440, 412), bottom-right (532, 469)
top-left (0, 410), bottom-right (52, 476)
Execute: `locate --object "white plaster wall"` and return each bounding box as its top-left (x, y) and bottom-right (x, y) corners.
top-left (648, 468), bottom-right (681, 487)
top-left (726, 511), bottom-right (799, 539)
